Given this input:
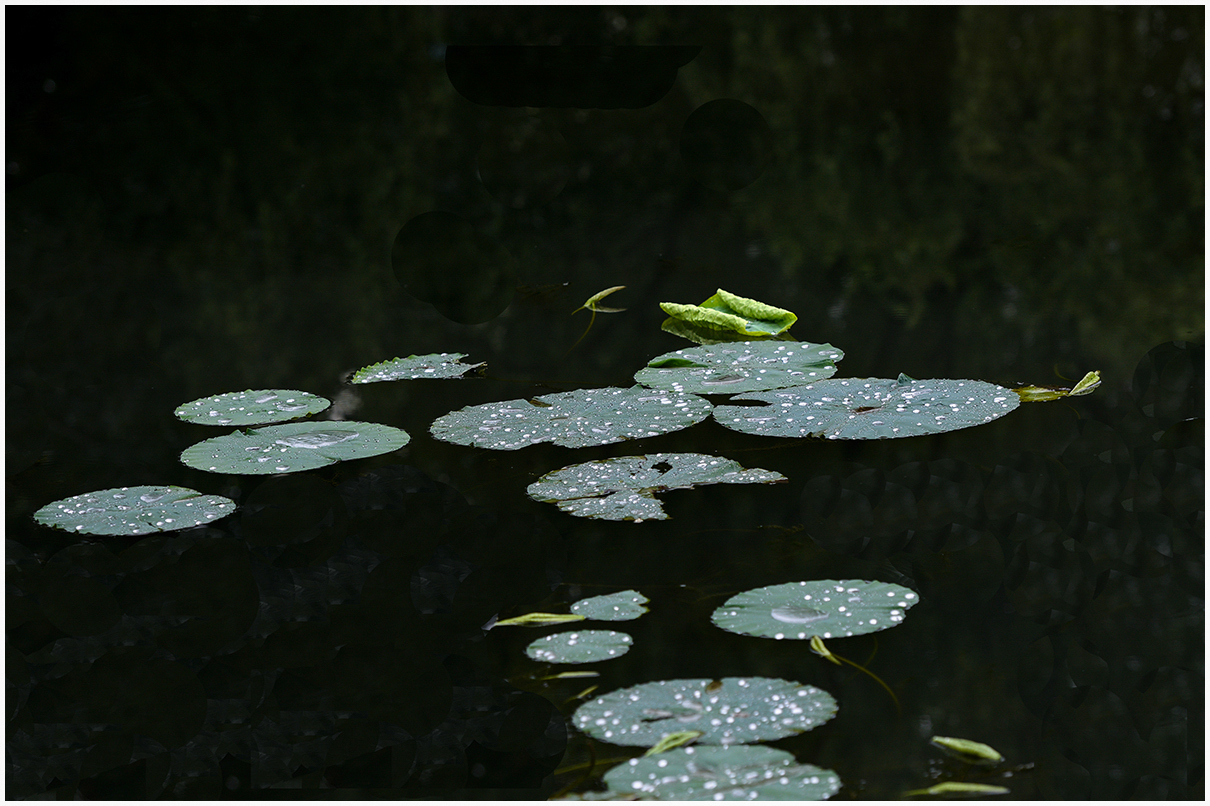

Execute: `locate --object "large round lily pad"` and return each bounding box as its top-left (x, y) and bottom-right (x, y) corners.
top-left (174, 389), bottom-right (330, 426)
top-left (571, 590), bottom-right (650, 621)
top-left (431, 386), bottom-right (712, 450)
top-left (180, 421), bottom-right (410, 475)
top-left (712, 580), bottom-right (920, 641)
top-left (713, 375), bottom-right (1020, 440)
top-left (603, 745), bottom-right (842, 801)
top-left (527, 453), bottom-right (786, 522)
top-left (572, 677), bottom-right (837, 747)
top-left (635, 341), bottom-right (844, 395)
top-left (525, 630), bottom-right (633, 664)
top-left (33, 485), bottom-right (236, 536)
top-left (350, 352), bottom-right (484, 383)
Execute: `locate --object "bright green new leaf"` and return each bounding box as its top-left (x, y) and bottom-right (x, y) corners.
top-left (526, 629), bottom-right (633, 664)
top-left (712, 580), bottom-right (920, 640)
top-left (574, 285), bottom-right (628, 314)
top-left (350, 352), bottom-right (484, 384)
top-left (493, 613), bottom-right (587, 627)
top-left (180, 421), bottom-right (410, 475)
top-left (604, 745), bottom-right (842, 801)
top-left (174, 389), bottom-right (330, 426)
top-left (1013, 369), bottom-right (1102, 402)
top-left (635, 341), bottom-right (844, 394)
top-left (643, 731), bottom-right (702, 757)
top-left (660, 288), bottom-right (797, 337)
top-left (930, 736), bottom-right (1005, 765)
top-left (33, 485), bottom-right (236, 536)
top-left (904, 782), bottom-right (1010, 798)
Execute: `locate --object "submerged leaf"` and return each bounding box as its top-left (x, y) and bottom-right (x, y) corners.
top-left (527, 453), bottom-right (786, 522)
top-left (431, 387), bottom-right (712, 451)
top-left (604, 745), bottom-right (842, 801)
top-left (713, 376), bottom-right (1020, 440)
top-left (34, 485), bottom-right (236, 536)
top-left (350, 352), bottom-right (484, 383)
top-left (526, 629), bottom-right (633, 664)
top-left (660, 288), bottom-right (797, 337)
top-left (180, 421), bottom-right (410, 475)
top-left (712, 580), bottom-right (920, 640)
top-left (572, 677), bottom-right (837, 747)
top-left (174, 389), bottom-right (330, 426)
top-left (571, 590), bottom-right (650, 621)
top-left (636, 341), bottom-right (844, 394)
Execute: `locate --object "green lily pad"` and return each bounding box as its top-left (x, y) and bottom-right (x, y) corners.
top-left (572, 677), bottom-right (838, 747)
top-left (571, 590), bottom-right (650, 621)
top-left (174, 389), bottom-right (330, 426)
top-left (33, 485), bottom-right (236, 536)
top-left (713, 376), bottom-right (1020, 440)
top-left (660, 289), bottom-right (798, 337)
top-left (431, 387), bottom-right (712, 451)
top-left (526, 629), bottom-right (634, 664)
top-left (527, 453), bottom-right (786, 522)
top-left (603, 745), bottom-right (842, 801)
top-left (350, 352), bottom-right (484, 383)
top-left (180, 421), bottom-right (410, 475)
top-left (712, 580), bottom-right (920, 641)
top-left (635, 341), bottom-right (844, 395)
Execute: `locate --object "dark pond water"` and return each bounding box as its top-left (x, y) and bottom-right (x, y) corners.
top-left (6, 7), bottom-right (1203, 800)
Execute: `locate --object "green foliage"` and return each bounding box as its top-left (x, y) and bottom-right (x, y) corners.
top-left (527, 453), bottom-right (786, 522)
top-left (660, 288), bottom-right (798, 338)
top-left (180, 421), bottom-right (410, 475)
top-left (1013, 369), bottom-right (1102, 402)
top-left (603, 745), bottom-right (842, 801)
top-left (930, 736), bottom-right (1005, 766)
top-left (350, 352), bottom-right (484, 383)
top-left (635, 341), bottom-right (844, 394)
top-left (904, 782), bottom-right (1010, 798)
top-left (174, 389), bottom-right (330, 426)
top-left (33, 485), bottom-right (236, 536)
top-left (525, 629), bottom-right (634, 664)
top-left (570, 590), bottom-right (650, 621)
top-left (711, 580), bottom-right (920, 641)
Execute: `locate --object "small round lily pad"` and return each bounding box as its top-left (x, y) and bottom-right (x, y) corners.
top-left (570, 590), bottom-right (650, 621)
top-left (603, 745), bottom-right (842, 801)
top-left (350, 352), bottom-right (484, 383)
top-left (174, 389), bottom-right (330, 426)
top-left (712, 580), bottom-right (920, 641)
top-left (572, 677), bottom-right (837, 747)
top-left (33, 485), bottom-right (236, 536)
top-left (180, 421), bottom-right (410, 475)
top-left (526, 630), bottom-right (634, 664)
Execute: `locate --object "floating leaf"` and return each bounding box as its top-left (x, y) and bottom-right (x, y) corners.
top-left (493, 613), bottom-right (586, 628)
top-left (526, 629), bottom-right (634, 664)
top-left (603, 745), bottom-right (842, 801)
top-left (174, 389), bottom-right (330, 426)
top-left (635, 341), bottom-right (844, 395)
top-left (527, 453), bottom-right (786, 522)
top-left (1012, 369), bottom-right (1102, 402)
top-left (713, 376), bottom-right (1020, 440)
top-left (350, 352), bottom-right (484, 384)
top-left (660, 288), bottom-right (797, 337)
top-left (574, 285), bottom-right (628, 314)
top-left (571, 590), bottom-right (650, 621)
top-left (180, 421), bottom-right (410, 475)
top-left (572, 677), bottom-right (837, 747)
top-left (33, 485), bottom-right (236, 536)
top-left (431, 387), bottom-right (712, 451)
top-left (712, 580), bottom-right (920, 640)
top-left (904, 782), bottom-right (1010, 798)
top-left (930, 736), bottom-right (1005, 766)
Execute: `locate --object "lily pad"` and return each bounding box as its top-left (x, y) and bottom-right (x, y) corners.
top-left (660, 289), bottom-right (798, 337)
top-left (350, 352), bottom-right (484, 383)
top-left (174, 389), bottom-right (330, 426)
top-left (527, 453), bottom-right (786, 522)
top-left (571, 590), bottom-right (650, 621)
top-left (711, 580), bottom-right (920, 641)
top-left (635, 341), bottom-right (844, 395)
top-left (572, 677), bottom-right (838, 747)
top-left (180, 421), bottom-right (410, 475)
top-left (603, 745), bottom-right (842, 801)
top-left (431, 387), bottom-right (712, 451)
top-left (526, 630), bottom-right (634, 664)
top-left (713, 376), bottom-right (1020, 440)
top-left (33, 485), bottom-right (236, 536)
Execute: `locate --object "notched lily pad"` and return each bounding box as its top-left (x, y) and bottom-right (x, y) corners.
top-left (174, 389), bottom-right (330, 426)
top-left (635, 341), bottom-right (844, 394)
top-left (660, 289), bottom-right (798, 337)
top-left (431, 387), bottom-right (712, 451)
top-left (180, 421), bottom-right (410, 475)
top-left (603, 745), bottom-right (842, 801)
top-left (350, 352), bottom-right (484, 383)
top-left (572, 677), bottom-right (838, 747)
top-left (712, 580), bottom-right (920, 641)
top-left (33, 485), bottom-right (236, 536)
top-left (714, 376), bottom-right (1020, 440)
top-left (526, 629), bottom-right (634, 664)
top-left (571, 590), bottom-right (650, 621)
top-left (527, 453), bottom-right (786, 522)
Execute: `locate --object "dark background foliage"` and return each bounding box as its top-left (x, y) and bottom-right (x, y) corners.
top-left (6, 6), bottom-right (1203, 799)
